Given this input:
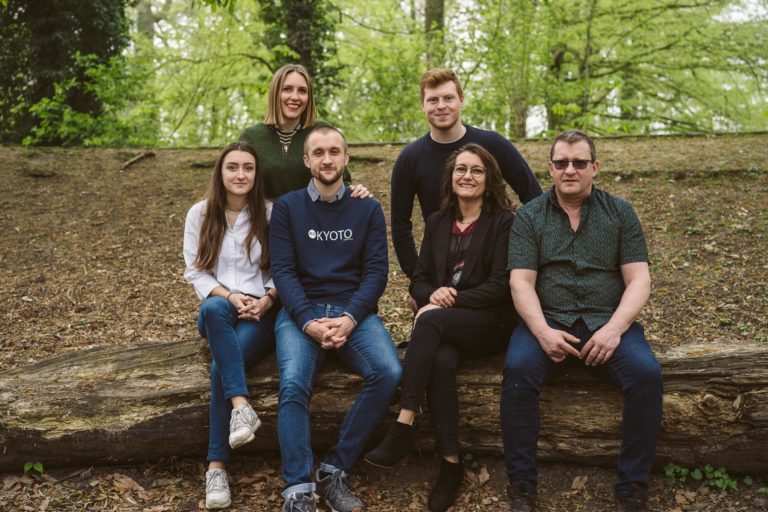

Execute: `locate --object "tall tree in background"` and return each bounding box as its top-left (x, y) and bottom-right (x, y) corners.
top-left (425, 0), bottom-right (445, 66)
top-left (0, 0), bottom-right (128, 144)
top-left (539, 0), bottom-right (768, 133)
top-left (257, 0), bottom-right (341, 110)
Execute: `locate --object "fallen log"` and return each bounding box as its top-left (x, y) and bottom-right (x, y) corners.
top-left (1, 340), bottom-right (766, 473)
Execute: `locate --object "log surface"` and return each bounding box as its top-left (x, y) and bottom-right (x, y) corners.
top-left (1, 340), bottom-right (767, 472)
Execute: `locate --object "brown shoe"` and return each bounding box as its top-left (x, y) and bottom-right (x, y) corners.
top-left (615, 483), bottom-right (648, 512)
top-left (507, 481), bottom-right (536, 512)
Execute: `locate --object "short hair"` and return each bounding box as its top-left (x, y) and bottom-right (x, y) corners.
top-left (550, 129), bottom-right (597, 162)
top-left (263, 64), bottom-right (318, 128)
top-left (439, 143), bottom-right (513, 219)
top-left (419, 68), bottom-right (464, 103)
top-left (303, 125), bottom-right (348, 155)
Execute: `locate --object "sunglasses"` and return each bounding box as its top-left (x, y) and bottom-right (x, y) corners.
top-left (551, 159), bottom-right (593, 170)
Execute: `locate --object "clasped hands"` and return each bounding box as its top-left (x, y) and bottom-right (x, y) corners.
top-left (227, 293), bottom-right (272, 321)
top-left (306, 316), bottom-right (356, 350)
top-left (537, 323), bottom-right (622, 366)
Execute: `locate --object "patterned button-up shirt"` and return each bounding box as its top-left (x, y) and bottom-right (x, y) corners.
top-left (507, 186), bottom-right (649, 330)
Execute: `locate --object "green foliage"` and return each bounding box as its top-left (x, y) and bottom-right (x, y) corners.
top-left (0, 0), bottom-right (128, 144)
top-left (23, 53), bottom-right (159, 147)
top-left (332, 0), bottom-right (427, 141)
top-left (257, 0), bottom-right (342, 107)
top-left (665, 463), bottom-right (690, 485)
top-left (23, 462), bottom-right (43, 475)
top-left (664, 463), bottom-right (739, 492)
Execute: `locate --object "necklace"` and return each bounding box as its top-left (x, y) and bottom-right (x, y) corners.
top-left (457, 216), bottom-right (479, 225)
top-left (276, 123), bottom-right (301, 154)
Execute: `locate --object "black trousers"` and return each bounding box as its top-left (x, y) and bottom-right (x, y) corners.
top-left (400, 307), bottom-right (513, 455)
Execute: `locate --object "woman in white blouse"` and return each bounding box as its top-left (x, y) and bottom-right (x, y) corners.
top-left (183, 141), bottom-right (277, 510)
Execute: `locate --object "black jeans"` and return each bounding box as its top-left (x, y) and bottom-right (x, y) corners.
top-left (400, 307), bottom-right (513, 455)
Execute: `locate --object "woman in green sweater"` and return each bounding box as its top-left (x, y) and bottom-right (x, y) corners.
top-left (239, 64), bottom-right (365, 200)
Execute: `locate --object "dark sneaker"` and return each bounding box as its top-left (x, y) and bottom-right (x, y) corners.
top-left (615, 483), bottom-right (648, 512)
top-left (507, 481), bottom-right (537, 512)
top-left (228, 403), bottom-right (261, 449)
top-left (315, 468), bottom-right (364, 512)
top-left (205, 468), bottom-right (231, 509)
top-left (363, 421), bottom-right (414, 468)
top-left (282, 491), bottom-right (317, 512)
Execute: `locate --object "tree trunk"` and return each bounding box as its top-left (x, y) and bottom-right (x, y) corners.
top-left (424, 0), bottom-right (445, 67)
top-left (1, 340), bottom-right (766, 472)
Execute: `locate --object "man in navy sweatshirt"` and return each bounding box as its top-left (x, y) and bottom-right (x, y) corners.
top-left (391, 68), bottom-right (542, 282)
top-left (270, 125), bottom-right (402, 512)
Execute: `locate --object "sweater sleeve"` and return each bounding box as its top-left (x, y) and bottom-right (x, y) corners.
top-left (269, 198), bottom-right (316, 329)
top-left (390, 150), bottom-right (419, 278)
top-left (453, 213), bottom-right (515, 308)
top-left (343, 202), bottom-right (389, 323)
top-left (408, 214), bottom-right (440, 308)
top-left (492, 134), bottom-right (542, 204)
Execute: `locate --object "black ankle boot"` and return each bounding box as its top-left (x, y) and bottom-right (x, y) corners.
top-left (363, 421), bottom-right (414, 468)
top-left (428, 458), bottom-right (464, 511)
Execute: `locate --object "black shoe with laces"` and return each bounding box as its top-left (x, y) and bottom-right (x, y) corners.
top-left (615, 483), bottom-right (648, 512)
top-left (363, 421), bottom-right (414, 468)
top-left (507, 481), bottom-right (537, 512)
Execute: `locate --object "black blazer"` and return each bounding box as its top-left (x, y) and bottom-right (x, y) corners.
top-left (409, 210), bottom-right (516, 319)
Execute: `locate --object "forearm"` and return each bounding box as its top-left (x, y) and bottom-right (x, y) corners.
top-left (603, 278), bottom-right (650, 334)
top-left (510, 275), bottom-right (549, 337)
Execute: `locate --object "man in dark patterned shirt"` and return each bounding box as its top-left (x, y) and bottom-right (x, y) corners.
top-left (501, 130), bottom-right (663, 512)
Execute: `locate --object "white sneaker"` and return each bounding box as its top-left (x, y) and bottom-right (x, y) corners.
top-left (205, 468), bottom-right (231, 509)
top-left (228, 403), bottom-right (261, 449)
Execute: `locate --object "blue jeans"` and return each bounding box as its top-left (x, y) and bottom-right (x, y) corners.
top-left (501, 319), bottom-right (662, 494)
top-left (198, 296), bottom-right (276, 462)
top-left (275, 305), bottom-right (401, 494)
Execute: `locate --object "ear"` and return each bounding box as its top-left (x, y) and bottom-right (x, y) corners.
top-left (303, 154), bottom-right (310, 168)
top-left (591, 160), bottom-right (601, 177)
top-left (548, 161), bottom-right (556, 180)
top-left (343, 151), bottom-right (350, 167)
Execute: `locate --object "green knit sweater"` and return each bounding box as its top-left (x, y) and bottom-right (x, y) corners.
top-left (238, 121), bottom-right (351, 199)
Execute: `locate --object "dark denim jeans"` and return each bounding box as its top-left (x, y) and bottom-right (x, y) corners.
top-left (197, 296), bottom-right (276, 462)
top-left (275, 305), bottom-right (401, 495)
top-left (501, 319), bottom-right (662, 494)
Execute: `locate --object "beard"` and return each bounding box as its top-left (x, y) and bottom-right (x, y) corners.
top-left (312, 167), bottom-right (344, 186)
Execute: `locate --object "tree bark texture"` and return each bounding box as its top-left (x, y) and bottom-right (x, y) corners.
top-left (1, 340), bottom-right (766, 472)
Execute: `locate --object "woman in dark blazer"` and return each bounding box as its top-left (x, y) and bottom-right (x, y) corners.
top-left (365, 143), bottom-right (518, 511)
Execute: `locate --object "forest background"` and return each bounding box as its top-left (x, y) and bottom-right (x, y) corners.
top-left (1, 0), bottom-right (767, 148)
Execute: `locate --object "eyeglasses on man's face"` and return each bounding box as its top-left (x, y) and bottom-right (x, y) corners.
top-left (453, 165), bottom-right (486, 178)
top-left (551, 159), bottom-right (593, 171)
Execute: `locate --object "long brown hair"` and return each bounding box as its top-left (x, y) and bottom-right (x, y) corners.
top-left (194, 142), bottom-right (270, 271)
top-left (439, 143), bottom-right (513, 220)
top-left (263, 64), bottom-right (318, 128)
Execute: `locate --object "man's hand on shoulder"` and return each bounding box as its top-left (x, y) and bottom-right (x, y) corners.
top-left (580, 324), bottom-right (622, 366)
top-left (349, 184), bottom-right (372, 199)
top-left (535, 326), bottom-right (581, 363)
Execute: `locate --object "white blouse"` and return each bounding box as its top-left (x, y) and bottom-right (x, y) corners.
top-left (183, 200), bottom-right (274, 301)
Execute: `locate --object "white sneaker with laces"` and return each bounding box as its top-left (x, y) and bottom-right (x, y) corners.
top-left (229, 403), bottom-right (261, 449)
top-left (205, 468), bottom-right (231, 509)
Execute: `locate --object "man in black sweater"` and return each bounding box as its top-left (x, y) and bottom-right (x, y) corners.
top-left (391, 68), bottom-right (542, 284)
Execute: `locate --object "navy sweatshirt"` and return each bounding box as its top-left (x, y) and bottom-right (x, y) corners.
top-left (391, 124), bottom-right (542, 277)
top-left (270, 187), bottom-right (388, 330)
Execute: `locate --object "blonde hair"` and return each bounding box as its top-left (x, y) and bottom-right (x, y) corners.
top-left (263, 64), bottom-right (318, 128)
